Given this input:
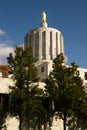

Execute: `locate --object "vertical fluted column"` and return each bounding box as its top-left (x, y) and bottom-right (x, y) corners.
top-left (50, 31), bottom-right (52, 60)
top-left (33, 31), bottom-right (36, 58)
top-left (45, 31), bottom-right (50, 60)
top-left (52, 31), bottom-right (55, 59)
top-left (58, 33), bottom-right (61, 54)
top-left (54, 32), bottom-right (56, 59)
top-left (60, 34), bottom-right (64, 54)
top-left (61, 35), bottom-right (64, 54)
top-left (39, 31), bottom-right (42, 60)
top-left (56, 33), bottom-right (58, 56)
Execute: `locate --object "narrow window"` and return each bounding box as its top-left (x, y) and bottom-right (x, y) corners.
top-left (41, 66), bottom-right (44, 72)
top-left (84, 72), bottom-right (87, 80)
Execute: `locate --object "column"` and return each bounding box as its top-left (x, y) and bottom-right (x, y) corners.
top-left (42, 31), bottom-right (46, 59)
top-left (45, 31), bottom-right (50, 60)
top-left (39, 31), bottom-right (42, 60)
top-left (58, 32), bottom-right (61, 54)
top-left (52, 31), bottom-right (55, 59)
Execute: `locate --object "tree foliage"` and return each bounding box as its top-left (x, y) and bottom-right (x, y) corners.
top-left (45, 53), bottom-right (87, 130)
top-left (5, 48), bottom-right (87, 130)
top-left (7, 46), bottom-right (50, 130)
top-left (0, 107), bottom-right (8, 130)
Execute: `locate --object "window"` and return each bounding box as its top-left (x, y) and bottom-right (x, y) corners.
top-left (77, 70), bottom-right (80, 76)
top-left (84, 72), bottom-right (87, 80)
top-left (41, 79), bottom-right (45, 82)
top-left (41, 66), bottom-right (44, 72)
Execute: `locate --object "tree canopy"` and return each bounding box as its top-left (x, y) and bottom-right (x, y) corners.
top-left (7, 46), bottom-right (49, 130)
top-left (45, 53), bottom-right (87, 130)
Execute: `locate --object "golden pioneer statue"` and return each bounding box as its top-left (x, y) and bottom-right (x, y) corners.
top-left (42, 11), bottom-right (46, 22)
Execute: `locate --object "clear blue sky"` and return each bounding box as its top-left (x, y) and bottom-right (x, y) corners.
top-left (0, 0), bottom-right (87, 68)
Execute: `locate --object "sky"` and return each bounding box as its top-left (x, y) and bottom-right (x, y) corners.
top-left (0, 0), bottom-right (87, 68)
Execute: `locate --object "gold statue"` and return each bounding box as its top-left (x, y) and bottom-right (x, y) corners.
top-left (42, 11), bottom-right (46, 22)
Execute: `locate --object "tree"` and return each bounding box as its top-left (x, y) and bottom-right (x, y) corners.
top-left (45, 53), bottom-right (87, 130)
top-left (7, 46), bottom-right (46, 130)
top-left (0, 106), bottom-right (8, 130)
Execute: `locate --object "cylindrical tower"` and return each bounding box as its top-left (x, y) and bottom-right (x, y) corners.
top-left (24, 11), bottom-right (64, 62)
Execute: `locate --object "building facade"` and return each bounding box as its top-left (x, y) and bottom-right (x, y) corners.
top-left (24, 11), bottom-right (87, 86)
top-left (24, 11), bottom-right (64, 81)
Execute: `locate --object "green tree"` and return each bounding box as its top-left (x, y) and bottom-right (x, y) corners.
top-left (0, 94), bottom-right (9, 130)
top-left (45, 53), bottom-right (87, 130)
top-left (7, 46), bottom-right (46, 130)
top-left (0, 107), bottom-right (7, 130)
